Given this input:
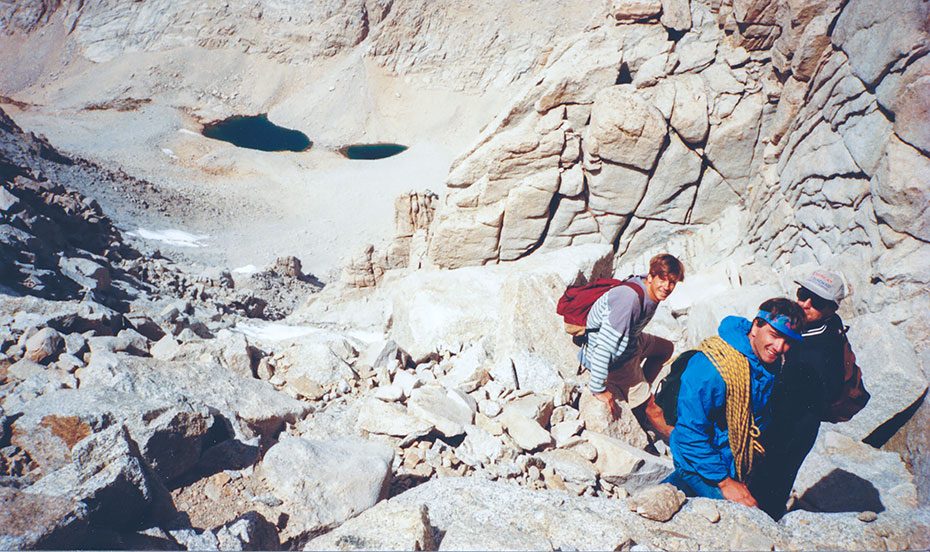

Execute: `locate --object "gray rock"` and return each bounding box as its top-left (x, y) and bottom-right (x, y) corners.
top-left (25, 424), bottom-right (172, 528)
top-left (670, 74), bottom-right (710, 144)
top-left (447, 387), bottom-right (478, 417)
top-left (660, 0), bottom-right (692, 31)
top-left (536, 449), bottom-right (598, 487)
top-left (438, 340), bottom-right (489, 389)
top-left (793, 430), bottom-right (919, 516)
top-left (778, 509), bottom-right (917, 551)
top-left (532, 30), bottom-right (625, 114)
top-left (408, 385), bottom-right (474, 438)
top-left (214, 330), bottom-right (255, 379)
top-left (62, 332), bottom-right (88, 357)
top-left (150, 335), bottom-right (182, 360)
top-left (86, 335), bottom-right (130, 356)
top-left (551, 419), bottom-right (584, 447)
top-left (831, 0), bottom-right (930, 87)
top-left (355, 397), bottom-right (432, 438)
top-left (837, 102), bottom-right (893, 176)
top-left (303, 501), bottom-right (434, 551)
top-left (626, 483), bottom-right (686, 522)
top-left (610, 0), bottom-right (662, 21)
top-left (583, 430), bottom-right (674, 492)
top-left (728, 528), bottom-right (775, 551)
top-left (499, 173), bottom-right (560, 261)
top-left (893, 75), bottom-right (930, 154)
top-left (373, 384), bottom-right (404, 402)
top-left (214, 511), bottom-right (280, 551)
top-left (439, 518), bottom-right (554, 551)
top-left (392, 370), bottom-right (422, 397)
top-left (585, 85), bottom-right (667, 170)
top-left (277, 338), bottom-right (360, 395)
top-left (676, 37), bottom-right (717, 73)
top-left (169, 528), bottom-right (220, 551)
top-left (456, 424), bottom-right (506, 468)
top-left (58, 256), bottom-right (111, 292)
top-left (76, 353), bottom-right (310, 444)
top-left (834, 312), bottom-right (929, 442)
top-left (125, 314), bottom-right (166, 342)
top-left (489, 353), bottom-right (566, 396)
top-left (500, 409), bottom-right (553, 452)
top-left (23, 327), bottom-right (64, 364)
top-left (477, 399), bottom-right (502, 417)
top-left (578, 389), bottom-right (649, 450)
top-left (638, 133), bottom-right (702, 222)
top-left (2, 370), bottom-right (73, 414)
top-left (632, 53), bottom-right (670, 89)
top-left (12, 388), bottom-right (211, 483)
top-left (118, 327), bottom-right (150, 351)
top-left (550, 405), bottom-right (581, 425)
top-left (704, 91), bottom-right (763, 191)
top-left (47, 299), bottom-right (122, 336)
top-left (870, 135), bottom-right (930, 242)
top-left (504, 394), bottom-right (555, 427)
top-left (0, 487), bottom-right (89, 550)
top-left (390, 477), bottom-right (783, 551)
top-left (260, 435), bottom-right (393, 541)
top-left (7, 358), bottom-right (45, 381)
top-left (691, 497), bottom-right (720, 523)
top-left (0, 186), bottom-right (20, 212)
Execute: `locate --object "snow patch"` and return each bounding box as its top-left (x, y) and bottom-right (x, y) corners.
top-left (233, 321), bottom-right (318, 341)
top-left (233, 264), bottom-right (259, 274)
top-left (128, 228), bottom-right (209, 248)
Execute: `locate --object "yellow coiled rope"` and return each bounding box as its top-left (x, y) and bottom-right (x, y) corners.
top-left (696, 336), bottom-right (765, 482)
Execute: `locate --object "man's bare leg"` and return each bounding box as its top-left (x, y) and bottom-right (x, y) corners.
top-left (641, 337), bottom-right (674, 383)
top-left (632, 394), bottom-right (674, 441)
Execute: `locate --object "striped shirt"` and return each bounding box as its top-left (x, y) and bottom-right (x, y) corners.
top-left (579, 276), bottom-right (658, 393)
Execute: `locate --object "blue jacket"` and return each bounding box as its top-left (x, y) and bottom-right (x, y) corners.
top-left (669, 316), bottom-right (777, 483)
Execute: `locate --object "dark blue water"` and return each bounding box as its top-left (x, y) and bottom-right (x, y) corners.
top-left (202, 114), bottom-right (311, 152)
top-left (341, 143), bottom-right (408, 160)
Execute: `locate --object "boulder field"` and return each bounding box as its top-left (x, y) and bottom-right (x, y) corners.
top-left (1, 0), bottom-right (929, 550)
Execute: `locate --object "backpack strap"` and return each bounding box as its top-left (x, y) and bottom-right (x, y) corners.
top-left (654, 350), bottom-right (700, 426)
top-left (696, 336), bottom-right (764, 483)
top-left (823, 332), bottom-right (870, 423)
top-left (583, 279), bottom-right (646, 336)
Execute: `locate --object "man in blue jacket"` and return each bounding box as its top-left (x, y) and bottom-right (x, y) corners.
top-left (665, 298), bottom-right (805, 508)
top-left (750, 269), bottom-right (869, 519)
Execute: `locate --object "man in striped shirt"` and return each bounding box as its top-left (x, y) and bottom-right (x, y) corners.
top-left (579, 254), bottom-right (684, 438)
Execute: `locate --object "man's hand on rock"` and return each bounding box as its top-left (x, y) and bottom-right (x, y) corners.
top-left (593, 389), bottom-right (621, 419)
top-left (718, 477), bottom-right (758, 508)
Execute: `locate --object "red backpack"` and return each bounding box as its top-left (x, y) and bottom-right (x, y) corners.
top-left (556, 278), bottom-right (644, 337)
top-left (823, 335), bottom-right (871, 423)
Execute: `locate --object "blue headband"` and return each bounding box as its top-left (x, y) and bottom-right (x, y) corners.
top-left (756, 310), bottom-right (804, 342)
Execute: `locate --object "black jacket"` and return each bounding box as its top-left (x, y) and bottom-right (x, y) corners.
top-left (750, 313), bottom-right (849, 519)
top-left (778, 313), bottom-right (847, 418)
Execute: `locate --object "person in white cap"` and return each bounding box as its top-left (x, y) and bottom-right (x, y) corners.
top-left (749, 268), bottom-right (870, 519)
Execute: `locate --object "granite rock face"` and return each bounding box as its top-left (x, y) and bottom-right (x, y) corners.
top-left (1, 0), bottom-right (929, 549)
top-left (260, 435), bottom-right (394, 542)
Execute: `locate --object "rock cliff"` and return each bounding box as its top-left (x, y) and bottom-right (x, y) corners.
top-left (1, 0), bottom-right (929, 550)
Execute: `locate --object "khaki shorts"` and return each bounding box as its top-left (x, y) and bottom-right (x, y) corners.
top-left (603, 333), bottom-right (671, 409)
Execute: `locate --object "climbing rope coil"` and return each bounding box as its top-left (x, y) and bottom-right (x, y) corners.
top-left (697, 336), bottom-right (766, 482)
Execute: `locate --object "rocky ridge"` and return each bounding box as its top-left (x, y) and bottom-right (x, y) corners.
top-left (2, 115), bottom-right (927, 547)
top-left (1, 0), bottom-right (929, 550)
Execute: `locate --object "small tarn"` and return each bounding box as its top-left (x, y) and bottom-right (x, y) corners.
top-left (201, 114), bottom-right (311, 152)
top-left (340, 143), bottom-right (408, 160)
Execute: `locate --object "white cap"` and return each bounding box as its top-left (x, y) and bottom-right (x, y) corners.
top-left (795, 269), bottom-right (846, 305)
